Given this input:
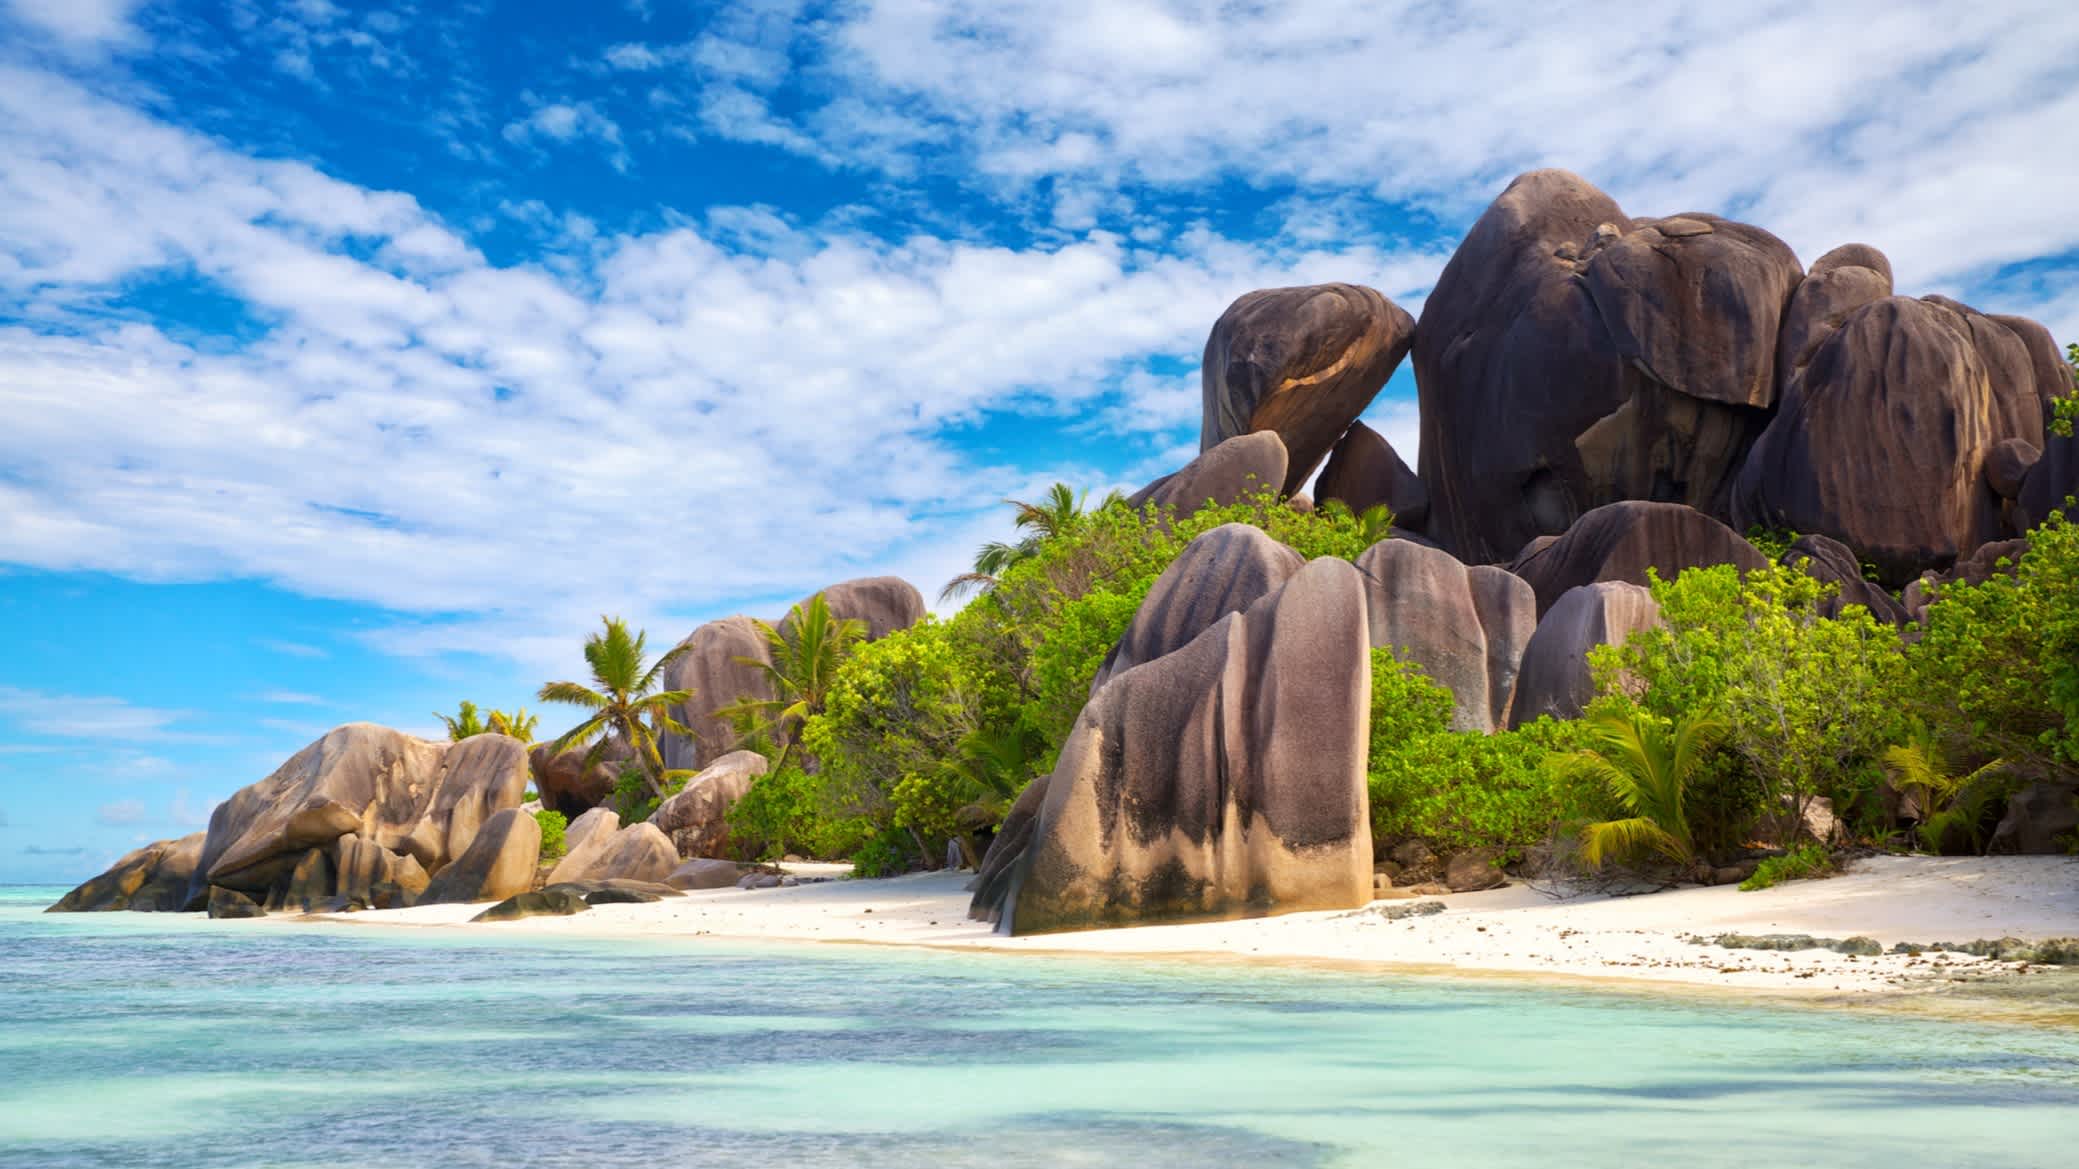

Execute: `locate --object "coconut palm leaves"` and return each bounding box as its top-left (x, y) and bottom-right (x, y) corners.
top-left (1881, 728), bottom-right (2013, 854)
top-left (435, 702), bottom-right (541, 743)
top-left (486, 707), bottom-right (539, 743)
top-left (1549, 707), bottom-right (1725, 870)
top-left (433, 700), bottom-right (491, 741)
top-left (940, 482), bottom-right (1119, 601)
top-left (715, 593), bottom-right (867, 770)
top-left (537, 617), bottom-right (693, 800)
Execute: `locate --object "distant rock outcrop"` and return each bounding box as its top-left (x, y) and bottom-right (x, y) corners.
top-left (1200, 283), bottom-right (1415, 495)
top-left (1355, 539), bottom-right (1535, 732)
top-left (972, 556), bottom-right (1373, 934)
top-left (802, 576), bottom-right (927, 642)
top-left (529, 736), bottom-right (636, 820)
top-left (1508, 501), bottom-right (1765, 616)
top-left (1779, 534), bottom-right (1908, 625)
top-left (545, 821), bottom-right (678, 886)
top-left (1128, 431), bottom-right (1290, 520)
top-left (649, 750), bottom-right (769, 859)
top-left (48, 833), bottom-right (203, 913)
top-left (1314, 421), bottom-right (1429, 530)
top-left (1508, 581), bottom-right (1663, 726)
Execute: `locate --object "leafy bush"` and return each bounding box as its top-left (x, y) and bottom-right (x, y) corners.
top-left (726, 764), bottom-right (874, 862)
top-left (610, 764), bottom-right (660, 822)
top-left (1364, 649), bottom-right (1591, 861)
top-left (1592, 563), bottom-right (1910, 846)
top-left (1910, 510), bottom-right (2079, 778)
top-left (1739, 843), bottom-right (1834, 891)
top-left (847, 828), bottom-right (915, 879)
top-left (534, 809), bottom-right (568, 860)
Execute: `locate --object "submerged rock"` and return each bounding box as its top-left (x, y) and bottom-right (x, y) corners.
top-left (206, 886), bottom-right (265, 919)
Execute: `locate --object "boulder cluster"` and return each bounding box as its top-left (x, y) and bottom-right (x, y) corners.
top-left (54, 169), bottom-right (2075, 935)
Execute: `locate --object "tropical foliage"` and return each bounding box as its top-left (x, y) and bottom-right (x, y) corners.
top-left (435, 701), bottom-right (540, 743)
top-left (1547, 708), bottom-right (1724, 870)
top-left (537, 617), bottom-right (692, 800)
top-left (716, 593), bottom-right (868, 772)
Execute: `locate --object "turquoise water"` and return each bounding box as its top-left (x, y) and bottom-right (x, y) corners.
top-left (4, 886), bottom-right (2076, 1168)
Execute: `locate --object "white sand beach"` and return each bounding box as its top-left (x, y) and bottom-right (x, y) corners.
top-left (320, 854), bottom-right (2079, 998)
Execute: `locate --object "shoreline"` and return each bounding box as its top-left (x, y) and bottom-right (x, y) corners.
top-left (294, 854), bottom-right (2079, 1025)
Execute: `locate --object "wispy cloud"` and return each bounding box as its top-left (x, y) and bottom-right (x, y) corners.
top-left (2, 0), bottom-right (146, 54)
top-left (257, 640), bottom-right (329, 660)
top-left (94, 799), bottom-right (146, 826)
top-left (23, 845), bottom-right (85, 856)
top-left (252, 691), bottom-right (328, 706)
top-left (0, 686), bottom-right (205, 743)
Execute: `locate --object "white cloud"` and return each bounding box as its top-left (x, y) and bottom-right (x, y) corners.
top-left (0, 687), bottom-right (203, 743)
top-left (252, 691), bottom-right (327, 706)
top-left (680, 0), bottom-right (2079, 293)
top-left (4, 0), bottom-right (144, 52)
top-left (258, 639), bottom-right (329, 659)
top-left (95, 799), bottom-right (146, 826)
top-left (503, 99), bottom-right (629, 170)
top-left (0, 65), bottom-right (1422, 678)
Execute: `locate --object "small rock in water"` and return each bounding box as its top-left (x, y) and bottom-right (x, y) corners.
top-left (472, 888), bottom-right (590, 922)
top-left (206, 886), bottom-right (265, 920)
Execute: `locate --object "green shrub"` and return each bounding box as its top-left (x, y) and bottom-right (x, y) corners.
top-left (1592, 563), bottom-right (1910, 846)
top-left (610, 764), bottom-right (660, 823)
top-left (1739, 843), bottom-right (1834, 891)
top-left (726, 764), bottom-right (875, 862)
top-left (847, 828), bottom-right (915, 879)
top-left (1364, 648), bottom-right (1592, 861)
top-left (534, 809), bottom-right (568, 860)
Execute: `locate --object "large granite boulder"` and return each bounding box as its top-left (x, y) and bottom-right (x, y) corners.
top-left (1508, 581), bottom-right (1664, 726)
top-left (971, 556), bottom-right (1373, 934)
top-left (183, 724), bottom-right (526, 909)
top-left (1128, 431), bottom-right (1290, 520)
top-left (661, 616), bottom-right (775, 772)
top-left (1354, 539), bottom-right (1535, 731)
top-left (2017, 431), bottom-right (2077, 533)
top-left (48, 833), bottom-right (204, 912)
top-left (417, 807), bottom-right (540, 905)
top-left (666, 858), bottom-right (748, 890)
top-left (1314, 420), bottom-right (1429, 530)
top-left (1988, 782), bottom-right (2079, 855)
top-left (1733, 294), bottom-right (2057, 584)
top-left (547, 822), bottom-right (678, 885)
top-left (802, 576), bottom-right (927, 642)
top-left (1508, 501), bottom-right (1765, 616)
top-left (1779, 534), bottom-right (1908, 625)
top-left (545, 807), bottom-right (620, 885)
top-left (333, 833), bottom-right (429, 909)
top-left (1775, 244), bottom-right (1893, 397)
top-left (1093, 523), bottom-right (1303, 690)
top-left (1414, 170), bottom-right (1792, 562)
top-left (1200, 283), bottom-right (1416, 495)
top-left (649, 750), bottom-right (769, 859)
top-left (529, 736), bottom-right (636, 819)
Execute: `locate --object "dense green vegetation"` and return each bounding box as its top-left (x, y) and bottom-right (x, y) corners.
top-left (434, 701), bottom-right (539, 743)
top-left (534, 809), bottom-right (568, 861)
top-left (537, 617), bottom-right (692, 803)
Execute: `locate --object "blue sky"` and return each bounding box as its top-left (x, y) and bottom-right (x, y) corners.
top-left (3, 0), bottom-right (2077, 883)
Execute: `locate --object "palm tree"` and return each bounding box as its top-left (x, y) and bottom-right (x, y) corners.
top-left (1881, 730), bottom-right (2011, 854)
top-left (487, 707), bottom-right (539, 743)
top-left (1548, 707), bottom-right (1724, 871)
top-left (715, 593), bottom-right (866, 771)
top-left (537, 617), bottom-right (693, 800)
top-left (940, 482), bottom-right (1114, 601)
top-left (434, 700), bottom-right (491, 741)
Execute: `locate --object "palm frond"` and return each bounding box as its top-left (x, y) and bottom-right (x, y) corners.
top-left (537, 680), bottom-right (609, 709)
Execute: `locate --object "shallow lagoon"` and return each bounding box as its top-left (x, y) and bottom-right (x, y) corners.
top-left (5, 886), bottom-right (2076, 1168)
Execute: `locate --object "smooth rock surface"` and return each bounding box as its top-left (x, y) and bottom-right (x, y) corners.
top-left (48, 833), bottom-right (204, 913)
top-left (649, 750), bottom-right (769, 859)
top-left (666, 858), bottom-right (748, 890)
top-left (417, 808), bottom-right (541, 906)
top-left (1093, 523), bottom-right (1303, 690)
top-left (1508, 582), bottom-right (1664, 727)
top-left (1509, 501), bottom-right (1764, 616)
top-left (1200, 283), bottom-right (1416, 495)
top-left (549, 822), bottom-right (679, 885)
top-left (1314, 421), bottom-right (1429, 530)
top-left (1355, 539), bottom-right (1535, 732)
top-left (529, 737), bottom-right (635, 820)
top-left (1129, 431), bottom-right (1290, 520)
top-left (973, 557), bottom-right (1373, 934)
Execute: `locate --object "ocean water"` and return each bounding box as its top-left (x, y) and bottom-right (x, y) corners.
top-left (4, 886), bottom-right (2076, 1169)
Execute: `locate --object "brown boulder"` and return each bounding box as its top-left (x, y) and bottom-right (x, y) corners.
top-left (666, 858), bottom-right (748, 890)
top-left (649, 750), bottom-right (769, 859)
top-left (548, 822), bottom-right (679, 886)
top-left (802, 576), bottom-right (927, 642)
top-left (186, 724), bottom-right (525, 907)
top-left (1508, 581), bottom-right (1663, 727)
top-left (972, 556), bottom-right (1373, 934)
top-left (545, 807), bottom-right (620, 885)
top-left (1509, 500), bottom-right (1765, 616)
top-left (1314, 420), bottom-right (1429, 530)
top-left (529, 736), bottom-right (635, 820)
top-left (1128, 431), bottom-right (1290, 520)
top-left (47, 832), bottom-right (204, 912)
top-left (1355, 539), bottom-right (1535, 732)
top-left (1989, 782), bottom-right (2079, 855)
top-left (661, 616), bottom-right (775, 772)
top-left (1093, 523), bottom-right (1303, 690)
top-left (1414, 170), bottom-right (1788, 562)
top-left (207, 886), bottom-right (264, 919)
top-left (1779, 534), bottom-right (1908, 625)
top-left (1775, 243), bottom-right (1894, 397)
top-left (1734, 295), bottom-right (2053, 583)
top-left (417, 808), bottom-right (541, 905)
top-left (334, 833), bottom-right (428, 909)
top-left (2017, 431), bottom-right (2077, 533)
top-left (1200, 283), bottom-right (1416, 495)
top-left (1444, 849), bottom-right (1507, 893)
